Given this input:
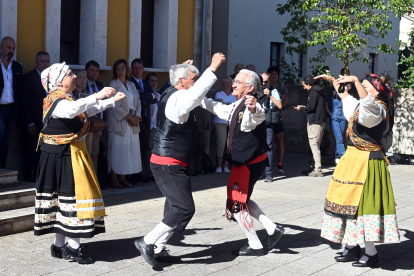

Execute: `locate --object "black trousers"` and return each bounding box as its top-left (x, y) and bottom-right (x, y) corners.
top-left (150, 162), bottom-right (195, 232)
top-left (140, 120), bottom-right (152, 178)
top-left (246, 159), bottom-right (267, 204)
top-left (22, 129), bottom-right (41, 182)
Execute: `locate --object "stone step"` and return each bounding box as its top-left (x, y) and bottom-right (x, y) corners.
top-left (0, 169), bottom-right (18, 188)
top-left (0, 182), bottom-right (36, 212)
top-left (0, 207), bottom-right (34, 237)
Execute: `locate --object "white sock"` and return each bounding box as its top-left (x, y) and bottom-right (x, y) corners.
top-left (144, 222), bottom-right (174, 245)
top-left (359, 241), bottom-right (377, 262)
top-left (68, 238), bottom-right (81, 249)
top-left (234, 209), bottom-right (263, 249)
top-left (154, 231), bottom-right (174, 254)
top-left (247, 200), bottom-right (276, 235)
top-left (342, 244), bottom-right (357, 256)
top-left (54, 233), bottom-right (65, 247)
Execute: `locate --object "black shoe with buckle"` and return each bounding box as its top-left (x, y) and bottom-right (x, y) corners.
top-left (50, 244), bottom-right (63, 258)
top-left (352, 253), bottom-right (380, 268)
top-left (233, 244), bottom-right (264, 256)
top-left (62, 243), bottom-right (93, 264)
top-left (334, 245), bottom-right (361, 262)
top-left (267, 225), bottom-right (285, 250)
top-left (154, 247), bottom-right (170, 259)
top-left (134, 237), bottom-right (159, 267)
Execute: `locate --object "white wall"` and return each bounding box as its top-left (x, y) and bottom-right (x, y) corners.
top-left (400, 15), bottom-right (414, 46)
top-left (226, 0), bottom-right (400, 83)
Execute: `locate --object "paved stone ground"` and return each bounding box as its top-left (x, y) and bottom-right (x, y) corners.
top-left (0, 154), bottom-right (413, 276)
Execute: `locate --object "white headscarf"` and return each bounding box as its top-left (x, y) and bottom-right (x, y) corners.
top-left (41, 62), bottom-right (70, 94)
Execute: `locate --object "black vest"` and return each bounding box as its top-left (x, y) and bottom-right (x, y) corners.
top-left (152, 87), bottom-right (199, 163)
top-left (226, 99), bottom-right (268, 166)
top-left (43, 117), bottom-right (84, 136)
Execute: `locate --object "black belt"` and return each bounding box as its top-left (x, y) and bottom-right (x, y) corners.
top-left (0, 103), bottom-right (14, 107)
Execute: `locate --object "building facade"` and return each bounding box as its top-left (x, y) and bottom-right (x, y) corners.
top-left (0, 0), bottom-right (198, 86)
top-left (212, 0), bottom-right (401, 87)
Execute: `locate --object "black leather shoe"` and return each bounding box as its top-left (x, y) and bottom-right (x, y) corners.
top-left (267, 225), bottom-right (285, 249)
top-left (134, 237), bottom-right (159, 267)
top-left (154, 247), bottom-right (170, 258)
top-left (352, 253), bottom-right (380, 268)
top-left (62, 243), bottom-right (93, 264)
top-left (233, 244), bottom-right (264, 256)
top-left (334, 245), bottom-right (361, 262)
top-left (50, 244), bottom-right (63, 258)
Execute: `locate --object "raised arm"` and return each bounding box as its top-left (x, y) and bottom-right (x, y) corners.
top-left (200, 97), bottom-right (234, 121)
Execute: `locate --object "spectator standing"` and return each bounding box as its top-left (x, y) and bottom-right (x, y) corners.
top-left (130, 59), bottom-right (158, 181)
top-left (266, 66), bottom-right (288, 174)
top-left (326, 82), bottom-right (351, 164)
top-left (260, 72), bottom-right (283, 182)
top-left (84, 60), bottom-right (104, 173)
top-left (230, 63), bottom-right (244, 79)
top-left (107, 59), bottom-right (142, 188)
top-left (214, 77), bottom-right (236, 173)
top-left (72, 69), bottom-right (87, 100)
top-left (0, 36), bottom-right (22, 169)
top-left (20, 51), bottom-right (50, 181)
top-left (144, 72), bottom-right (161, 152)
top-left (294, 75), bottom-right (327, 177)
top-left (246, 64), bottom-right (256, 72)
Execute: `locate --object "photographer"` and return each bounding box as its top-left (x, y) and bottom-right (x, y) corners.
top-left (260, 72), bottom-right (282, 182)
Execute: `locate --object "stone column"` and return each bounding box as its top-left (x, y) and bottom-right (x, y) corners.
top-left (0, 0), bottom-right (18, 52)
top-left (45, 0), bottom-right (61, 64)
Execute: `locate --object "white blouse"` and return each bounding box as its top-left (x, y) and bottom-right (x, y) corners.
top-left (201, 97), bottom-right (265, 132)
top-left (51, 93), bottom-right (115, 119)
top-left (342, 93), bottom-right (386, 128)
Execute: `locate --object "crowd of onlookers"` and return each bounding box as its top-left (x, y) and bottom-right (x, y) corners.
top-left (0, 34), bottom-right (354, 188)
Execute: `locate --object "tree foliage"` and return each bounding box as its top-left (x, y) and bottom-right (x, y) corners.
top-left (276, 0), bottom-right (412, 75)
top-left (396, 27), bottom-right (414, 88)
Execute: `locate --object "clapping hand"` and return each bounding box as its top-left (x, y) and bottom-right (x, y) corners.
top-left (113, 92), bottom-right (126, 102)
top-left (96, 87), bottom-right (116, 100)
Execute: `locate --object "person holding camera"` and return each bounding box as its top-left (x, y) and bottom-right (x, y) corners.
top-left (260, 72), bottom-right (282, 182)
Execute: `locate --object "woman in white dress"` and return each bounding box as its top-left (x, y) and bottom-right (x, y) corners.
top-left (107, 59), bottom-right (142, 188)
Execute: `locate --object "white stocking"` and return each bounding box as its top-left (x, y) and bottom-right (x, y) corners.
top-left (68, 238), bottom-right (80, 249)
top-left (144, 222), bottom-right (174, 245)
top-left (154, 231), bottom-right (174, 254)
top-left (342, 244), bottom-right (357, 256)
top-left (54, 233), bottom-right (65, 247)
top-left (234, 209), bottom-right (263, 249)
top-left (247, 200), bottom-right (276, 235)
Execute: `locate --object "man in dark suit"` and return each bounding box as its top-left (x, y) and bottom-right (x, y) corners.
top-left (84, 60), bottom-right (104, 174)
top-left (130, 58), bottom-right (158, 181)
top-left (159, 81), bottom-right (171, 94)
top-left (20, 52), bottom-right (50, 181)
top-left (0, 36), bottom-right (22, 169)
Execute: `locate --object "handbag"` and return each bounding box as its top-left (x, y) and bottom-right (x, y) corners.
top-left (89, 116), bottom-right (107, 132)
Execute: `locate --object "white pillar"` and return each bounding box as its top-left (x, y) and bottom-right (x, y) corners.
top-left (0, 0), bottom-right (18, 49)
top-left (79, 0), bottom-right (108, 66)
top-left (129, 0), bottom-right (142, 65)
top-left (45, 0), bottom-right (61, 64)
top-left (153, 0), bottom-right (178, 68)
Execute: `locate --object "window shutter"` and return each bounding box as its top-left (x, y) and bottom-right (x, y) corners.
top-left (60, 0), bottom-right (81, 64)
top-left (141, 0), bottom-right (154, 68)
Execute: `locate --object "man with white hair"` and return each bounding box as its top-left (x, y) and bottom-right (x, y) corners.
top-left (134, 53), bottom-right (226, 268)
top-left (200, 69), bottom-right (285, 256)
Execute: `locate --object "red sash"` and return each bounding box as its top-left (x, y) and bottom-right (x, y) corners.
top-left (226, 153), bottom-right (267, 228)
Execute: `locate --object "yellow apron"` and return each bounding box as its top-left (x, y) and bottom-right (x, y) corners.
top-left (325, 146), bottom-right (370, 216)
top-left (70, 140), bottom-right (105, 219)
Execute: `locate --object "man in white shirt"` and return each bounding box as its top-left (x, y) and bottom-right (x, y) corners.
top-left (0, 36), bottom-right (22, 169)
top-left (84, 60), bottom-right (104, 174)
top-left (134, 53), bottom-right (226, 268)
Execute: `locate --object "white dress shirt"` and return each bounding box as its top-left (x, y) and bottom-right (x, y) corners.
top-left (342, 93), bottom-right (386, 128)
top-left (201, 97), bottom-right (265, 132)
top-left (52, 93), bottom-right (115, 119)
top-left (164, 68), bottom-right (217, 124)
top-left (0, 60), bottom-right (14, 104)
top-left (86, 79), bottom-right (99, 94)
top-left (132, 76), bottom-right (145, 92)
top-left (150, 91), bottom-right (160, 129)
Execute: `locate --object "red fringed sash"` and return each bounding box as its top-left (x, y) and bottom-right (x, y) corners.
top-left (226, 153), bottom-right (267, 228)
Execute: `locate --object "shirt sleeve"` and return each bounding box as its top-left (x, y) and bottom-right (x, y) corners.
top-left (240, 102), bottom-right (266, 132)
top-left (86, 97), bottom-right (115, 117)
top-left (52, 94), bottom-right (99, 119)
top-left (165, 68), bottom-right (217, 124)
top-left (271, 89), bottom-right (281, 101)
top-left (342, 95), bottom-right (360, 122)
top-left (200, 97), bottom-right (234, 122)
top-left (358, 93), bottom-right (387, 128)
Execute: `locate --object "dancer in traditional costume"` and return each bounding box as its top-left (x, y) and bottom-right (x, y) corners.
top-left (200, 69), bottom-right (284, 256)
top-left (134, 53), bottom-right (226, 268)
top-left (315, 73), bottom-right (398, 268)
top-left (35, 63), bottom-right (125, 264)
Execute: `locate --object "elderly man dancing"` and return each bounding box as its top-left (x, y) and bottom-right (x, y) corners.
top-left (134, 53), bottom-right (226, 267)
top-left (201, 69), bottom-right (285, 256)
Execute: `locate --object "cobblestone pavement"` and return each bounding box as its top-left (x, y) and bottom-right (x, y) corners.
top-left (1, 154), bottom-right (413, 276)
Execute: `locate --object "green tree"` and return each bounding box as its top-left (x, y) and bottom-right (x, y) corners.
top-left (276, 0), bottom-right (412, 75)
top-left (396, 27), bottom-right (414, 88)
